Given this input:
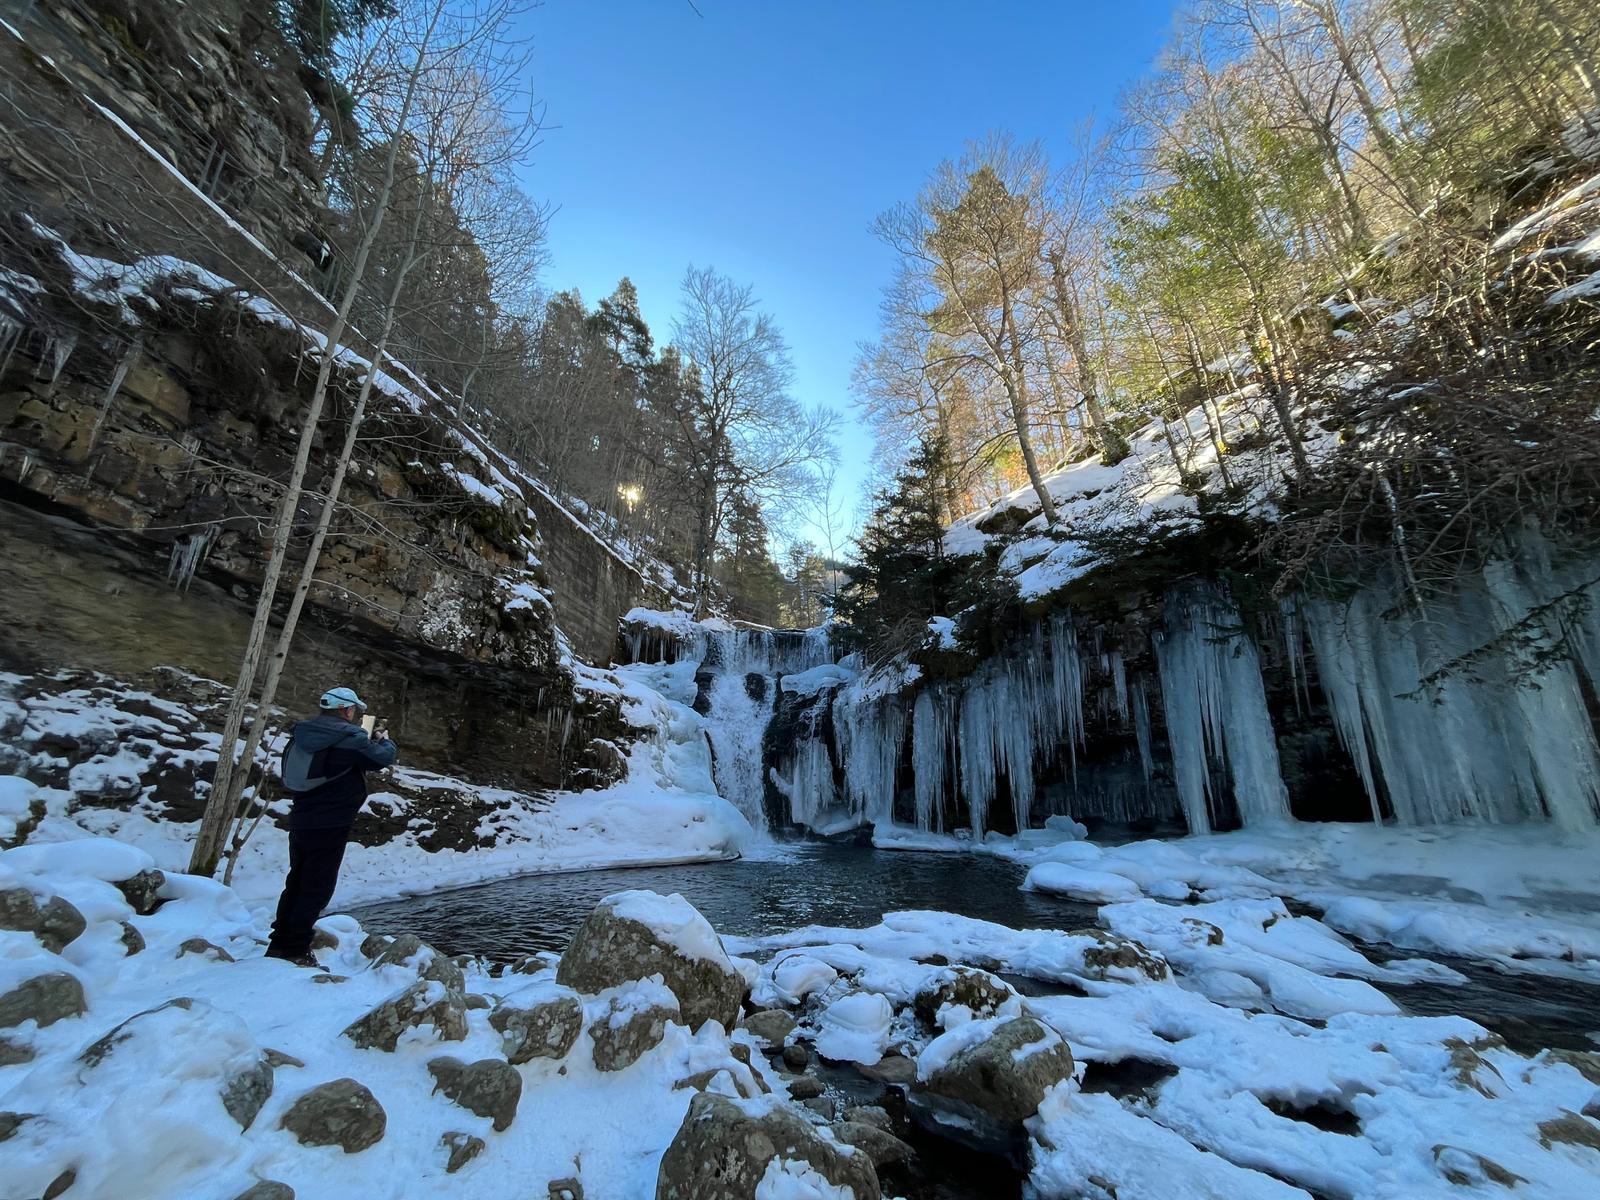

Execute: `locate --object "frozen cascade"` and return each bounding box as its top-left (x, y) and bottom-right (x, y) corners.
top-left (1301, 530), bottom-right (1600, 830)
top-left (619, 614), bottom-right (840, 837)
top-left (893, 612), bottom-right (1086, 837)
top-left (1153, 581), bottom-right (1292, 833)
top-left (834, 686), bottom-right (905, 826)
top-left (703, 668), bottom-right (772, 836)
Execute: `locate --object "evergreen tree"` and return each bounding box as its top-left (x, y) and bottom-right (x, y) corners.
top-left (836, 436), bottom-right (961, 656)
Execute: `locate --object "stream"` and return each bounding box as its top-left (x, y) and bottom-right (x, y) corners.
top-left (351, 842), bottom-right (1600, 1055)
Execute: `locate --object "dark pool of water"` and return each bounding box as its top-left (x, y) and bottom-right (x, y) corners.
top-left (351, 843), bottom-right (1101, 959)
top-left (351, 843), bottom-right (1600, 1054)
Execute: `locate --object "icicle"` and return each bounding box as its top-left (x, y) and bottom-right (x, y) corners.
top-left (42, 332), bottom-right (78, 384)
top-left (1132, 678), bottom-right (1155, 788)
top-left (87, 334), bottom-right (142, 456)
top-left (1300, 528), bottom-right (1600, 831)
top-left (1154, 580), bottom-right (1292, 833)
top-left (1109, 648), bottom-right (1129, 721)
top-left (911, 686), bottom-right (952, 832)
top-left (166, 523), bottom-right (218, 592)
top-left (1279, 595), bottom-right (1309, 714)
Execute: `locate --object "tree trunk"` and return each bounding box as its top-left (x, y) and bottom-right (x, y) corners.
top-left (190, 6), bottom-right (443, 877)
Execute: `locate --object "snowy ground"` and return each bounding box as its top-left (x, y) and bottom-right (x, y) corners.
top-left (0, 843), bottom-right (775, 1200)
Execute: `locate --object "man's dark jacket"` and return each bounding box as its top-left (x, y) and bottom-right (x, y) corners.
top-left (282, 714), bottom-right (397, 830)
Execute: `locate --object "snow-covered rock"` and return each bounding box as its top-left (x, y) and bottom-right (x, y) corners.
top-left (556, 890), bottom-right (744, 1031)
top-left (655, 1093), bottom-right (881, 1200)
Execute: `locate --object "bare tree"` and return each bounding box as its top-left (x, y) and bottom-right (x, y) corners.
top-left (670, 265), bottom-right (836, 606)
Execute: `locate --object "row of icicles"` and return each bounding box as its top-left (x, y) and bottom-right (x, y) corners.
top-left (637, 531), bottom-right (1600, 838)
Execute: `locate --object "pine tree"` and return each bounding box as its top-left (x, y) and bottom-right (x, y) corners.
top-left (836, 436), bottom-right (961, 656)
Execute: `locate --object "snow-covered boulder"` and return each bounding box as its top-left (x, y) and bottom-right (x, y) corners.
top-left (916, 1016), bottom-right (1074, 1128)
top-left (342, 979), bottom-right (468, 1051)
top-left (912, 966), bottom-right (1019, 1028)
top-left (489, 981), bottom-right (584, 1064)
top-left (655, 1093), bottom-right (881, 1200)
top-left (557, 890), bottom-right (744, 1031)
top-left (766, 952), bottom-right (838, 1006)
top-left (813, 991), bottom-right (894, 1065)
top-left (426, 1055), bottom-right (522, 1132)
top-left (1, 997), bottom-right (271, 1196)
top-left (587, 977), bottom-right (680, 1072)
top-left (0, 888), bottom-right (85, 953)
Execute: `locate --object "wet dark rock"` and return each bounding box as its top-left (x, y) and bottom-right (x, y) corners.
top-left (279, 1078), bottom-right (386, 1152)
top-left (655, 1092), bottom-right (881, 1200)
top-left (176, 937), bottom-right (235, 963)
top-left (557, 895), bottom-right (743, 1031)
top-left (343, 980), bottom-right (468, 1051)
top-left (843, 1104), bottom-right (892, 1131)
top-left (743, 1008), bottom-right (796, 1048)
top-left (489, 987), bottom-right (583, 1065)
top-left (0, 972), bottom-right (86, 1029)
top-left (800, 1095), bottom-right (835, 1120)
top-left (832, 1120), bottom-right (915, 1168)
top-left (442, 1131), bottom-right (485, 1174)
top-left (232, 1181), bottom-right (295, 1200)
top-left (221, 1055), bottom-right (275, 1130)
top-left (787, 1075), bottom-right (825, 1100)
top-left (427, 1056), bottom-right (522, 1133)
top-left (858, 1052), bottom-right (916, 1086)
top-left (913, 967), bottom-right (1016, 1027)
top-left (114, 869), bottom-right (166, 916)
top-left (547, 1177), bottom-right (583, 1200)
top-left (782, 1043), bottom-right (810, 1070)
top-left (589, 988), bottom-right (677, 1072)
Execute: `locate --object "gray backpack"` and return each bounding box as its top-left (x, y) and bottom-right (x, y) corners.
top-left (279, 736), bottom-right (354, 794)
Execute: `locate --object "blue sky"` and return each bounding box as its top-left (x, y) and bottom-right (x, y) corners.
top-left (519, 0), bottom-right (1178, 549)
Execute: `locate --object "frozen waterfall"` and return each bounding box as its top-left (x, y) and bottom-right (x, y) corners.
top-left (1153, 581), bottom-right (1292, 834)
top-left (1301, 532), bottom-right (1600, 831)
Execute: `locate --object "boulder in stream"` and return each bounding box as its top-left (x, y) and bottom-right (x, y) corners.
top-left (913, 1015), bottom-right (1074, 1148)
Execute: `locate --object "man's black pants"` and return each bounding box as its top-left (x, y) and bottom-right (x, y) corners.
top-left (267, 825), bottom-right (351, 958)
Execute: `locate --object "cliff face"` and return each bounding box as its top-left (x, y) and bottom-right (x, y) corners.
top-left (0, 3), bottom-right (664, 790)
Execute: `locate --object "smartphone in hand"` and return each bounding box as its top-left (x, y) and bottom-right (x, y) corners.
top-left (361, 715), bottom-right (376, 735)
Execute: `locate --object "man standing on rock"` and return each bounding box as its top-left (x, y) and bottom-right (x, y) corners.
top-left (265, 686), bottom-right (396, 966)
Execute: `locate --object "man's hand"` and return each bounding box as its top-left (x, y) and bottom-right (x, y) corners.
top-left (373, 728), bottom-right (390, 743)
